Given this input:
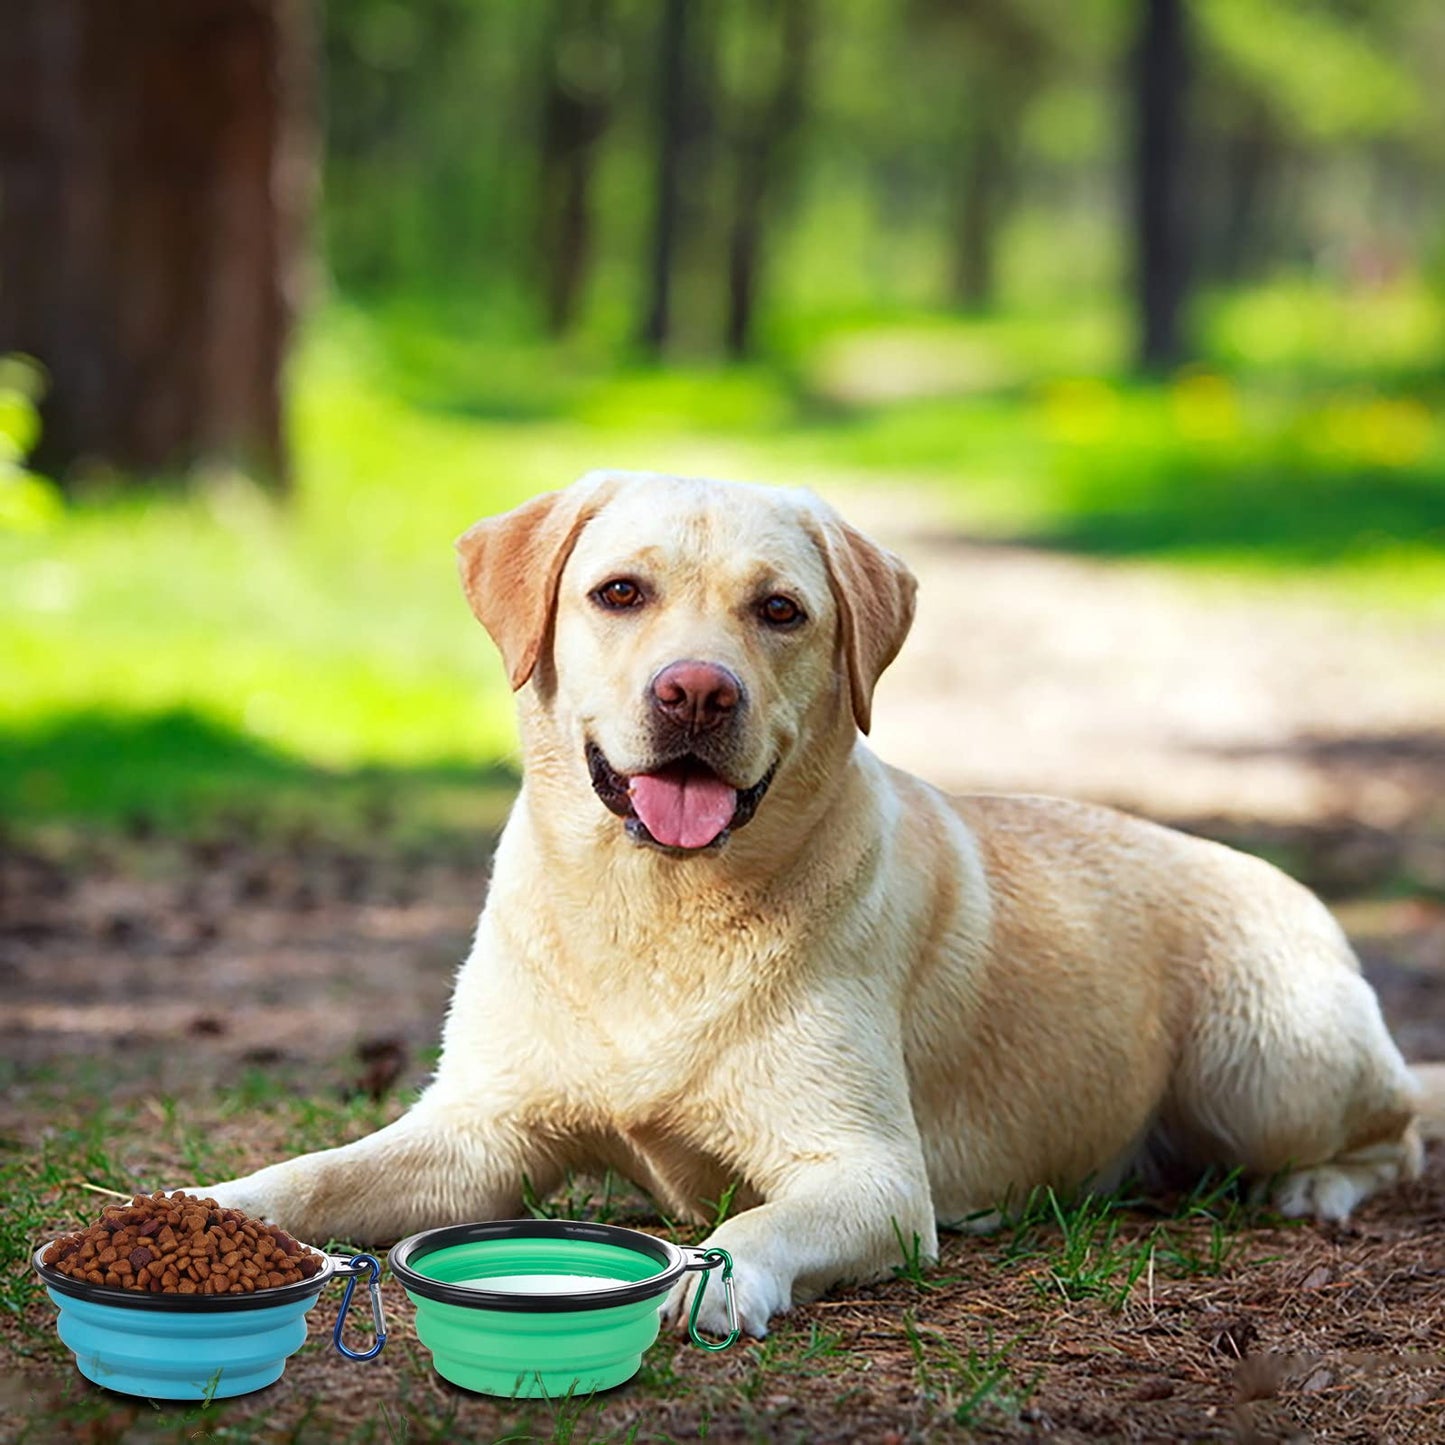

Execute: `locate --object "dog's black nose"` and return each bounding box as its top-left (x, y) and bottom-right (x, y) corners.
top-left (650, 660), bottom-right (741, 733)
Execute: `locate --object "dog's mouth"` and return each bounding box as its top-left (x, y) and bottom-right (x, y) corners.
top-left (585, 743), bottom-right (776, 852)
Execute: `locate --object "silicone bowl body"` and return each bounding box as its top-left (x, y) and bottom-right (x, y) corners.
top-left (34, 1243), bottom-right (335, 1400)
top-left (389, 1220), bottom-right (693, 1398)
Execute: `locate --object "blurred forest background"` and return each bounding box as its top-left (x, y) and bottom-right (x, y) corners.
top-left (2, 0), bottom-right (1444, 836)
top-left (7, 12), bottom-right (1445, 1438)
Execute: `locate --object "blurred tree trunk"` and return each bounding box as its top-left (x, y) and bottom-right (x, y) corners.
top-left (1213, 116), bottom-right (1278, 282)
top-left (536, 0), bottom-right (614, 336)
top-left (640, 0), bottom-right (691, 354)
top-left (950, 115), bottom-right (1009, 312)
top-left (724, 0), bottom-right (812, 360)
top-left (1132, 0), bottom-right (1191, 373)
top-left (0, 0), bottom-right (312, 487)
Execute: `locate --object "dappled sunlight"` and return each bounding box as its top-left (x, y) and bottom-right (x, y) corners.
top-left (5, 283), bottom-right (1445, 834)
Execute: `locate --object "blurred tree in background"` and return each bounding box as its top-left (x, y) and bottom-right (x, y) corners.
top-left (0, 0), bottom-right (313, 487)
top-left (319, 0), bottom-right (1443, 357)
top-left (1, 0), bottom-right (1442, 480)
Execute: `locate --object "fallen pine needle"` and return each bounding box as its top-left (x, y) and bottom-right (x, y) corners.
top-left (77, 1181), bottom-right (130, 1199)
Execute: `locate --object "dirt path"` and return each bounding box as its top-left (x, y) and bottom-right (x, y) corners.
top-left (840, 488), bottom-right (1445, 834)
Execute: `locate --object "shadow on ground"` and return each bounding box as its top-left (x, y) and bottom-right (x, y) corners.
top-left (0, 708), bottom-right (518, 843)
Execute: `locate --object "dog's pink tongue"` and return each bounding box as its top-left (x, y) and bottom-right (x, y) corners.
top-left (629, 770), bottom-right (737, 849)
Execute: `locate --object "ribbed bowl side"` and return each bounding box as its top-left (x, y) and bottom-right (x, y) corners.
top-left (407, 1292), bottom-right (664, 1398)
top-left (48, 1288), bottom-right (320, 1400)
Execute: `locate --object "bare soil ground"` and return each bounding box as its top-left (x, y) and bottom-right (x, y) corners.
top-left (5, 506), bottom-right (1445, 1444)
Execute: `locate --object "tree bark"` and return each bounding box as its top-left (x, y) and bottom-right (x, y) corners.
top-left (0, 0), bottom-right (312, 487)
top-left (1132, 0), bottom-right (1191, 373)
top-left (724, 0), bottom-right (811, 360)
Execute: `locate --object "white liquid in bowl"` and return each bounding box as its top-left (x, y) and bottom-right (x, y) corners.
top-left (462, 1273), bottom-right (626, 1295)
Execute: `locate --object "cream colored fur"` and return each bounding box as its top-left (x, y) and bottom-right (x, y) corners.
top-left (209, 471), bottom-right (1435, 1338)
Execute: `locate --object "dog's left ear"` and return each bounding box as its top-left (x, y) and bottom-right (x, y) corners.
top-left (456, 476), bottom-right (615, 690)
top-left (809, 507), bottom-right (918, 734)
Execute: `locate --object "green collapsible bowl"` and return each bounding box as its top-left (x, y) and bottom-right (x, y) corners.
top-left (389, 1220), bottom-right (738, 1398)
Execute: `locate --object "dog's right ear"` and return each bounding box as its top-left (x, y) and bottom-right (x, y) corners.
top-left (456, 477), bottom-right (614, 690)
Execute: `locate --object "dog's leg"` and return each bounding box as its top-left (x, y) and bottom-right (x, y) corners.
top-left (205, 1097), bottom-right (552, 1244)
top-left (663, 1152), bottom-right (936, 1338)
top-left (1270, 1127), bottom-right (1423, 1222)
top-left (1171, 931), bottom-right (1421, 1222)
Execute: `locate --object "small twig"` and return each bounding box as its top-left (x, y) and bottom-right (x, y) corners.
top-left (77, 1181), bottom-right (130, 1199)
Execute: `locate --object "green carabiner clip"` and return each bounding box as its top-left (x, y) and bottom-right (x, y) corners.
top-left (686, 1247), bottom-right (741, 1352)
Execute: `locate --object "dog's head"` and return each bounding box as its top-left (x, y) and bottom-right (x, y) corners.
top-left (457, 471), bottom-right (915, 855)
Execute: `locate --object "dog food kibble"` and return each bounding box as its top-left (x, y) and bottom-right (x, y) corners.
top-left (41, 1190), bottom-right (323, 1295)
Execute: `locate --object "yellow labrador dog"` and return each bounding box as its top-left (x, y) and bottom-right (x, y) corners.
top-left (209, 470), bottom-right (1441, 1337)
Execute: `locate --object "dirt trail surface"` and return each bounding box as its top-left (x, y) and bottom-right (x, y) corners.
top-left (850, 491), bottom-right (1445, 832)
top-left (5, 490), bottom-right (1445, 1443)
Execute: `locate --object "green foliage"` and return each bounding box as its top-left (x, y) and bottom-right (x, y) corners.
top-left (1197, 0), bottom-right (1424, 140)
top-left (316, 0), bottom-right (1445, 350)
top-left (0, 356), bottom-right (61, 535)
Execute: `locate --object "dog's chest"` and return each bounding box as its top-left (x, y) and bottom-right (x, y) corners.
top-left (564, 985), bottom-right (737, 1115)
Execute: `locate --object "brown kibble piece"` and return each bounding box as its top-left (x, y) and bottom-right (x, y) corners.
top-left (41, 1190), bottom-right (323, 1297)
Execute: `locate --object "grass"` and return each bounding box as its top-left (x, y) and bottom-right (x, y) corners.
top-left (3, 276), bottom-right (1444, 839)
top-left (984, 1173), bottom-right (1278, 1315)
top-left (877, 1173), bottom-right (1274, 1323)
top-left (5, 1051), bottom-right (1439, 1443)
top-left (903, 1311), bottom-right (1037, 1429)
top-left (520, 1170), bottom-right (629, 1227)
top-left (890, 1218), bottom-right (957, 1291)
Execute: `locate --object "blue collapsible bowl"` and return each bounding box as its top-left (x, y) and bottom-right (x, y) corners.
top-left (34, 1240), bottom-right (385, 1400)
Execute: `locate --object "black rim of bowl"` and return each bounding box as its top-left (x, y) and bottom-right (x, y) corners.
top-left (33, 1240), bottom-right (337, 1312)
top-left (389, 1219), bottom-right (690, 1313)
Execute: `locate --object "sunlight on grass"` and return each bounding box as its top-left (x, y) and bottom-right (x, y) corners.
top-left (2, 282), bottom-right (1443, 832)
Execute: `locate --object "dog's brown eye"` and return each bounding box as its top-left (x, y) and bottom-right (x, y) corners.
top-left (594, 578), bottom-right (644, 610)
top-left (759, 595), bottom-right (803, 627)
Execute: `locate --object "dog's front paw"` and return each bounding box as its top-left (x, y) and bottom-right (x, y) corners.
top-left (663, 1252), bottom-right (789, 1340)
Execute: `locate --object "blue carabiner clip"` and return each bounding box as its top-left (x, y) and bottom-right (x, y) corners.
top-left (332, 1253), bottom-right (387, 1362)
